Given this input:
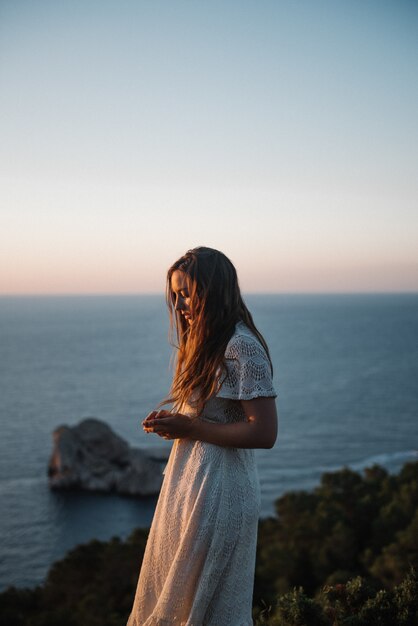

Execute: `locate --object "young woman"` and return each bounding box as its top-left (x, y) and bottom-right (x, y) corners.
top-left (127, 246), bottom-right (278, 626)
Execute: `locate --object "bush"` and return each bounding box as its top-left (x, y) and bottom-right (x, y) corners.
top-left (1, 461), bottom-right (417, 625)
top-left (254, 461), bottom-right (418, 605)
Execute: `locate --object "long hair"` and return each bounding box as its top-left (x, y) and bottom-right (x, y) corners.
top-left (161, 246), bottom-right (273, 415)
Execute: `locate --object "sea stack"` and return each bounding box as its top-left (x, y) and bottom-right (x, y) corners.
top-left (48, 417), bottom-right (168, 496)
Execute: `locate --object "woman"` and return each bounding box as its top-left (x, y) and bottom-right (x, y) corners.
top-left (127, 247), bottom-right (278, 626)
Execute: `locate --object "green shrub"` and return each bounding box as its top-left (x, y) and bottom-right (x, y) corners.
top-left (1, 461), bottom-right (417, 626)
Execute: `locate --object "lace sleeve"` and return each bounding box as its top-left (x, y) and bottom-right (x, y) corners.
top-left (217, 333), bottom-right (277, 400)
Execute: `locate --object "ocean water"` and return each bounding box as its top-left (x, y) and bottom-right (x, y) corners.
top-left (0, 293), bottom-right (417, 590)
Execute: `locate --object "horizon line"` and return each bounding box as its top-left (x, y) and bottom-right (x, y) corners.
top-left (1, 290), bottom-right (417, 298)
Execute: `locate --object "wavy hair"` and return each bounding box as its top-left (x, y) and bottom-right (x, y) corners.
top-left (161, 246), bottom-right (273, 415)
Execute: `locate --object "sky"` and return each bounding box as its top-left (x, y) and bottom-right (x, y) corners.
top-left (1, 0), bottom-right (417, 294)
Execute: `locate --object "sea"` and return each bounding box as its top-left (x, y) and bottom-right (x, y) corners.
top-left (0, 293), bottom-right (417, 591)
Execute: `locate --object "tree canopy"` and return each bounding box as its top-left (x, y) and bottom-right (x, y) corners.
top-left (1, 460), bottom-right (417, 625)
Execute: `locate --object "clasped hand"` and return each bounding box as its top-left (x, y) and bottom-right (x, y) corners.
top-left (142, 410), bottom-right (195, 440)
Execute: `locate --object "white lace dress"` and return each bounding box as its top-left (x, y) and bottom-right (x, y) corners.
top-left (127, 321), bottom-right (277, 626)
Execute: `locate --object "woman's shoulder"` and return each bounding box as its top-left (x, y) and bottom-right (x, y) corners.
top-left (224, 321), bottom-right (267, 360)
top-left (218, 321), bottom-right (277, 400)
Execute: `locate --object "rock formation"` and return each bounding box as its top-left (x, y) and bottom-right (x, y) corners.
top-left (48, 417), bottom-right (169, 496)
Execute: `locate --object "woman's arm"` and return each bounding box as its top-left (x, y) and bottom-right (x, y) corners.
top-left (143, 397), bottom-right (278, 449)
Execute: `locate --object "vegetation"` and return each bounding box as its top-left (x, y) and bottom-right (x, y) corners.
top-left (1, 461), bottom-right (417, 625)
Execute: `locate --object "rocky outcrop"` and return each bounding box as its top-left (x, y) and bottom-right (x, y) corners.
top-left (48, 417), bottom-right (169, 496)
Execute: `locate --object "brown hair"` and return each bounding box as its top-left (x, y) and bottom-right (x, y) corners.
top-left (162, 246), bottom-right (273, 415)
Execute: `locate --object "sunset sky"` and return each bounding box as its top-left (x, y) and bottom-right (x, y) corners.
top-left (1, 0), bottom-right (417, 294)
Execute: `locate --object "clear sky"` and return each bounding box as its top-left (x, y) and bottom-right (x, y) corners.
top-left (1, 0), bottom-right (417, 294)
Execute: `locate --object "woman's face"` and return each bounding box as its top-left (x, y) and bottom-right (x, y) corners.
top-left (171, 270), bottom-right (193, 324)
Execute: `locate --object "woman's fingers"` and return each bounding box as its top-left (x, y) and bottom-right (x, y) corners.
top-left (152, 414), bottom-right (192, 439)
top-left (143, 416), bottom-right (173, 436)
top-left (143, 412), bottom-right (158, 433)
top-left (151, 418), bottom-right (172, 432)
top-left (142, 412), bottom-right (186, 440)
top-left (142, 411), bottom-right (157, 424)
top-left (143, 409), bottom-right (171, 426)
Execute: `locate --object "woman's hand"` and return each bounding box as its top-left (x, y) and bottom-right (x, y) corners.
top-left (142, 396), bottom-right (278, 448)
top-left (142, 410), bottom-right (195, 440)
